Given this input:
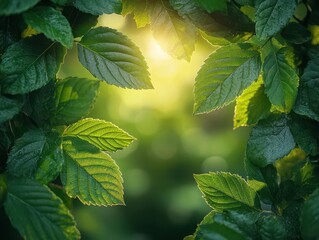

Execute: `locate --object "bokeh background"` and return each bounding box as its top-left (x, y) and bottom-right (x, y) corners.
top-left (1, 14), bottom-right (250, 240)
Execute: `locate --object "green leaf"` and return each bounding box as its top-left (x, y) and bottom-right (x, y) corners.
top-left (0, 95), bottom-right (23, 124)
top-left (63, 118), bottom-right (135, 152)
top-left (50, 0), bottom-right (72, 6)
top-left (150, 0), bottom-right (196, 61)
top-left (0, 0), bottom-right (40, 16)
top-left (61, 137), bottom-right (124, 206)
top-left (194, 43), bottom-right (261, 114)
top-left (23, 6), bottom-right (74, 49)
top-left (262, 47), bottom-right (299, 112)
top-left (194, 172), bottom-right (257, 211)
top-left (300, 188), bottom-right (319, 240)
top-left (234, 0), bottom-right (254, 6)
top-left (195, 222), bottom-right (247, 240)
top-left (52, 77), bottom-right (99, 126)
top-left (246, 115), bottom-right (295, 167)
top-left (73, 0), bottom-right (122, 15)
top-left (0, 35), bottom-right (66, 95)
top-left (281, 22), bottom-right (311, 44)
top-left (4, 177), bottom-right (80, 240)
top-left (78, 27), bottom-right (152, 89)
top-left (255, 0), bottom-right (297, 40)
top-left (282, 201), bottom-right (302, 239)
top-left (122, 0), bottom-right (150, 28)
top-left (195, 0), bottom-right (227, 13)
top-left (234, 77), bottom-right (271, 128)
top-left (293, 57), bottom-right (319, 121)
top-left (258, 213), bottom-right (287, 240)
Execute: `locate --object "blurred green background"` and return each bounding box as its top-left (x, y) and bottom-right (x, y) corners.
top-left (1, 14), bottom-right (250, 240)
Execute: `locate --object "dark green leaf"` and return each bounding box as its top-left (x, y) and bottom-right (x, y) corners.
top-left (4, 177), bottom-right (80, 240)
top-left (195, 0), bottom-right (227, 13)
top-left (50, 0), bottom-right (72, 6)
top-left (52, 77), bottom-right (99, 126)
top-left (62, 6), bottom-right (98, 38)
top-left (281, 22), bottom-right (311, 44)
top-left (255, 0), bottom-right (297, 40)
top-left (73, 0), bottom-right (122, 15)
top-left (0, 35), bottom-right (66, 94)
top-left (0, 95), bottom-right (23, 124)
top-left (23, 6), bottom-right (74, 48)
top-left (282, 201), bottom-right (302, 239)
top-left (63, 118), bottom-right (135, 152)
top-left (294, 57), bottom-right (319, 121)
top-left (0, 0), bottom-right (40, 16)
top-left (194, 43), bottom-right (261, 114)
top-left (0, 17), bottom-right (20, 53)
top-left (78, 27), bottom-right (152, 89)
top-left (61, 137), bottom-right (124, 206)
top-left (258, 213), bottom-right (287, 240)
top-left (0, 174), bottom-right (6, 205)
top-left (246, 115), bottom-right (295, 167)
top-left (300, 188), bottom-right (319, 240)
top-left (194, 172), bottom-right (257, 211)
top-left (195, 222), bottom-right (247, 240)
top-left (262, 47), bottom-right (299, 112)
top-left (234, 0), bottom-right (254, 6)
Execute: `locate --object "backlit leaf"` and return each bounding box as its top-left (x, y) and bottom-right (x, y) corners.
top-left (122, 0), bottom-right (150, 28)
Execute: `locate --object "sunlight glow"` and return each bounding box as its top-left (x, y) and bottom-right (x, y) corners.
top-left (148, 38), bottom-right (170, 60)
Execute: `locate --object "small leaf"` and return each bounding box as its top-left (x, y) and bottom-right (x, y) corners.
top-left (4, 177), bottom-right (80, 240)
top-left (78, 27), bottom-right (152, 89)
top-left (246, 115), bottom-right (295, 167)
top-left (61, 137), bottom-right (124, 206)
top-left (0, 95), bottom-right (23, 124)
top-left (262, 47), bottom-right (299, 112)
top-left (63, 118), bottom-right (135, 152)
top-left (194, 172), bottom-right (257, 211)
top-left (195, 0), bottom-right (227, 13)
top-left (0, 35), bottom-right (66, 94)
top-left (234, 77), bottom-right (271, 128)
top-left (73, 0), bottom-right (122, 15)
top-left (150, 0), bottom-right (196, 61)
top-left (0, 0), bottom-right (40, 15)
top-left (293, 57), bottom-right (319, 121)
top-left (281, 22), bottom-right (311, 44)
top-left (52, 77), bottom-right (99, 126)
top-left (255, 0), bottom-right (297, 40)
top-left (194, 43), bottom-right (261, 114)
top-left (258, 213), bottom-right (287, 240)
top-left (300, 188), bottom-right (319, 240)
top-left (23, 6), bottom-right (74, 48)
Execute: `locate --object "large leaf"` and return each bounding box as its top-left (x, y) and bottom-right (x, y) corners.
top-left (0, 95), bottom-right (23, 124)
top-left (300, 188), bottom-right (319, 240)
top-left (262, 47), bottom-right (299, 112)
top-left (0, 0), bottom-right (40, 15)
top-left (63, 118), bottom-right (135, 152)
top-left (293, 57), bottom-right (319, 121)
top-left (122, 0), bottom-right (150, 28)
top-left (61, 137), bottom-right (124, 206)
top-left (0, 35), bottom-right (66, 94)
top-left (23, 6), bottom-right (74, 48)
top-left (255, 0), bottom-right (297, 40)
top-left (258, 213), bottom-right (287, 240)
top-left (246, 115), bottom-right (295, 167)
top-left (194, 43), bottom-right (261, 114)
top-left (4, 177), bottom-right (80, 240)
top-left (52, 77), bottom-right (99, 126)
top-left (78, 27), bottom-right (152, 89)
top-left (150, 0), bottom-right (196, 61)
top-left (234, 77), bottom-right (271, 128)
top-left (73, 0), bottom-right (122, 15)
top-left (194, 172), bottom-right (257, 211)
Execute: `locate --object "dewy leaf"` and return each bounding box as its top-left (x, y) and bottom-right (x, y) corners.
top-left (61, 137), bottom-right (124, 206)
top-left (150, 0), bottom-right (196, 61)
top-left (0, 95), bottom-right (23, 124)
top-left (258, 213), bottom-right (287, 240)
top-left (23, 6), bottom-right (74, 49)
top-left (195, 0), bottom-right (227, 13)
top-left (0, 35), bottom-right (66, 95)
top-left (0, 0), bottom-right (40, 15)
top-left (194, 172), bottom-right (257, 211)
top-left (73, 0), bottom-right (122, 15)
top-left (4, 177), bottom-right (80, 240)
top-left (52, 77), bottom-right (99, 126)
top-left (300, 188), bottom-right (319, 240)
top-left (122, 0), bottom-right (150, 28)
top-left (234, 77), bottom-right (271, 128)
top-left (293, 57), bottom-right (319, 121)
top-left (194, 43), bottom-right (261, 114)
top-left (262, 47), bottom-right (299, 112)
top-left (78, 27), bottom-right (152, 89)
top-left (255, 0), bottom-right (297, 40)
top-left (63, 118), bottom-right (135, 152)
top-left (246, 115), bottom-right (295, 167)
